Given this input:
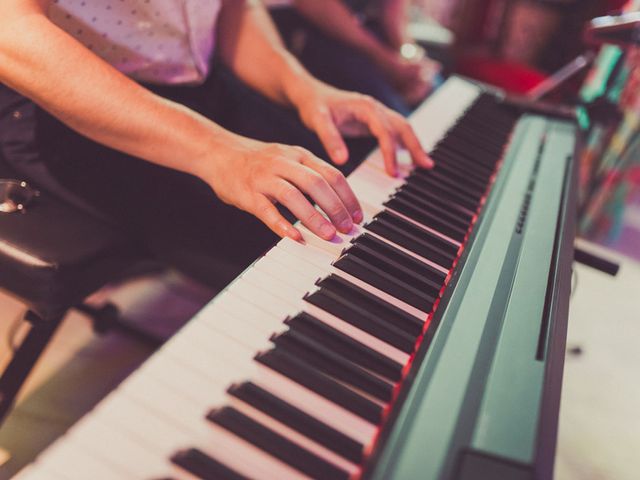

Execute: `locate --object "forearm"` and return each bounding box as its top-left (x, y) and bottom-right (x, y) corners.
top-left (380, 0), bottom-right (411, 50)
top-left (292, 0), bottom-right (393, 66)
top-left (0, 3), bottom-right (234, 179)
top-left (216, 0), bottom-right (319, 108)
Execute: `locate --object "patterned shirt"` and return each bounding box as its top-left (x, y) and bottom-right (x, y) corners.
top-left (48, 0), bottom-right (222, 85)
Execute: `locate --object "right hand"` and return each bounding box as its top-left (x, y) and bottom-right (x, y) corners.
top-left (198, 135), bottom-right (363, 242)
top-left (378, 52), bottom-right (441, 105)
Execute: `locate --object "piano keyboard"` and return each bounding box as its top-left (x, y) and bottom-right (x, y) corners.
top-left (15, 77), bottom-right (577, 480)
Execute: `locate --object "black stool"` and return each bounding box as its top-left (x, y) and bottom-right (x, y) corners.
top-left (0, 167), bottom-right (158, 426)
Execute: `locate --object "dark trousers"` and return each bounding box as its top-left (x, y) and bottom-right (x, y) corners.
top-left (8, 65), bottom-right (374, 289)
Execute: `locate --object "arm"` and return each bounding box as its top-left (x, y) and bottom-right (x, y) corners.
top-left (0, 0), bottom-right (362, 241)
top-left (289, 0), bottom-right (438, 105)
top-left (217, 0), bottom-right (431, 174)
top-left (380, 0), bottom-right (412, 50)
top-left (290, 0), bottom-right (396, 72)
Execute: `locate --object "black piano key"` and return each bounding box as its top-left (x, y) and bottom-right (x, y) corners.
top-left (285, 312), bottom-right (404, 382)
top-left (228, 381), bottom-right (365, 463)
top-left (436, 135), bottom-right (500, 163)
top-left (318, 267), bottom-right (432, 328)
top-left (207, 407), bottom-right (350, 480)
top-left (443, 127), bottom-right (509, 152)
top-left (271, 330), bottom-right (394, 402)
top-left (434, 143), bottom-right (498, 169)
top-left (416, 168), bottom-right (486, 198)
top-left (427, 162), bottom-right (490, 192)
top-left (369, 210), bottom-right (459, 258)
top-left (255, 349), bottom-right (383, 424)
top-left (444, 125), bottom-right (508, 150)
top-left (364, 216), bottom-right (455, 270)
top-left (431, 159), bottom-right (492, 186)
top-left (392, 189), bottom-right (473, 232)
top-left (305, 287), bottom-right (416, 353)
top-left (431, 150), bottom-right (495, 178)
top-left (404, 175), bottom-right (479, 211)
top-left (397, 182), bottom-right (475, 221)
top-left (384, 197), bottom-right (468, 242)
top-left (333, 252), bottom-right (436, 312)
top-left (398, 182), bottom-right (476, 220)
top-left (352, 233), bottom-right (446, 285)
top-left (171, 448), bottom-right (248, 480)
top-left (444, 122), bottom-right (511, 143)
top-left (449, 128), bottom-right (511, 152)
top-left (456, 110), bottom-right (516, 131)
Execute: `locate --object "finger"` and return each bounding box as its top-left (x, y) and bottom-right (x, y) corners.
top-left (313, 109), bottom-right (349, 165)
top-left (357, 106), bottom-right (398, 177)
top-left (299, 154), bottom-right (363, 223)
top-left (271, 179), bottom-right (337, 240)
top-left (251, 195), bottom-right (303, 242)
top-left (394, 117), bottom-right (434, 169)
top-left (278, 160), bottom-right (354, 233)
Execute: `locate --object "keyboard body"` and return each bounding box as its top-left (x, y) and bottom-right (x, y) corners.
top-left (14, 77), bottom-right (578, 480)
top-left (370, 106), bottom-right (578, 480)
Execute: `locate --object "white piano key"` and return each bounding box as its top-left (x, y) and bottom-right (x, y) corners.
top-left (277, 236), bottom-right (335, 270)
top-left (228, 278), bottom-right (297, 319)
top-left (11, 465), bottom-right (68, 480)
top-left (211, 291), bottom-right (285, 336)
top-left (253, 254), bottom-right (314, 287)
top-left (201, 309), bottom-right (275, 352)
top-left (141, 351), bottom-right (219, 407)
top-left (64, 417), bottom-right (174, 478)
top-left (21, 437), bottom-right (125, 480)
top-left (121, 374), bottom-right (308, 479)
top-left (296, 223), bottom-right (357, 257)
top-left (266, 247), bottom-right (324, 283)
top-left (241, 267), bottom-right (303, 307)
top-left (164, 328), bottom-right (254, 385)
top-left (98, 393), bottom-right (194, 452)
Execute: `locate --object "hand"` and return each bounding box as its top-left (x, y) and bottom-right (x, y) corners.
top-left (399, 57), bottom-right (441, 106)
top-left (380, 52), bottom-right (441, 106)
top-left (293, 81), bottom-right (433, 176)
top-left (197, 134), bottom-right (362, 242)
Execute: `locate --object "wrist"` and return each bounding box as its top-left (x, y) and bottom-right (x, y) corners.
top-left (280, 57), bottom-right (324, 109)
top-left (188, 125), bottom-right (240, 183)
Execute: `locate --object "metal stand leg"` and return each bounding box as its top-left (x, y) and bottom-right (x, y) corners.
top-left (0, 311), bottom-right (64, 427)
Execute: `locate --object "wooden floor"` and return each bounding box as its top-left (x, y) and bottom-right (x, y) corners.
top-left (0, 243), bottom-right (638, 480)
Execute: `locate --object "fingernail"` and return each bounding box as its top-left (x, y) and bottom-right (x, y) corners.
top-left (339, 219), bottom-right (353, 233)
top-left (281, 222), bottom-right (302, 241)
top-left (352, 209), bottom-right (363, 223)
top-left (320, 223), bottom-right (336, 239)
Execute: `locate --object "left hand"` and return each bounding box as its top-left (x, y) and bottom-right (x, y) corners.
top-left (293, 81), bottom-right (433, 177)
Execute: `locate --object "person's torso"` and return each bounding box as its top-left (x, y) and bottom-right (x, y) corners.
top-left (48, 0), bottom-right (222, 85)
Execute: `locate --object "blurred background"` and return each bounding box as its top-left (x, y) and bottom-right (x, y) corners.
top-left (413, 0), bottom-right (640, 262)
